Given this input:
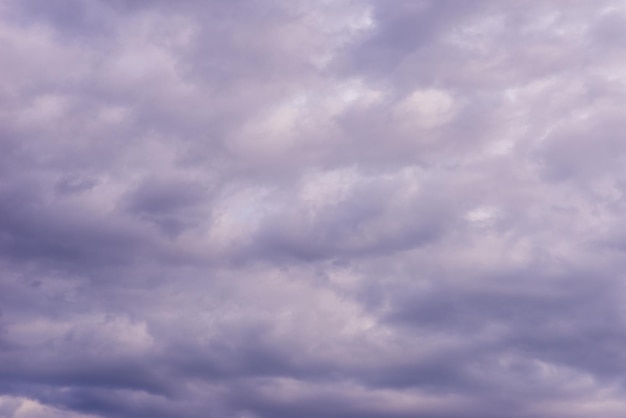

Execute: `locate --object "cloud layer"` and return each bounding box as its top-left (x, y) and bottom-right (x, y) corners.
top-left (2, 0), bottom-right (626, 417)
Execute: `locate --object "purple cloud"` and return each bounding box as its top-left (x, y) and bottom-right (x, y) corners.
top-left (1, 0), bottom-right (626, 417)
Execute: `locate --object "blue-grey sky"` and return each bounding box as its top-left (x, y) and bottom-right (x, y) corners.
top-left (2, 1), bottom-right (626, 417)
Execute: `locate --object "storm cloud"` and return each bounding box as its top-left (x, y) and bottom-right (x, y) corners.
top-left (2, 0), bottom-right (626, 417)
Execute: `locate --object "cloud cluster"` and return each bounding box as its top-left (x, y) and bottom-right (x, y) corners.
top-left (2, 0), bottom-right (626, 417)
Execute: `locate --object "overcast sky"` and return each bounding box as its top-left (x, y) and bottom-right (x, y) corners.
top-left (1, 0), bottom-right (626, 417)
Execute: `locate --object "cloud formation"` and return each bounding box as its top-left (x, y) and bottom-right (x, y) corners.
top-left (2, 0), bottom-right (626, 417)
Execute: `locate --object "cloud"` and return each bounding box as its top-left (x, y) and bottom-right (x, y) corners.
top-left (1, 0), bottom-right (626, 417)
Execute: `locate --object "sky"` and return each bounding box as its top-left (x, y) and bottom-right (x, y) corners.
top-left (1, 0), bottom-right (626, 417)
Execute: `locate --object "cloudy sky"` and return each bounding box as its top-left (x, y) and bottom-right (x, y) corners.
top-left (1, 0), bottom-right (626, 417)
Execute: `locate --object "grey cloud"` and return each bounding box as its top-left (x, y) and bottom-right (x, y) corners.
top-left (122, 178), bottom-right (212, 237)
top-left (2, 0), bottom-right (626, 417)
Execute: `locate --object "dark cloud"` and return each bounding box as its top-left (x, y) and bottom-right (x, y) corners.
top-left (1, 0), bottom-right (626, 417)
